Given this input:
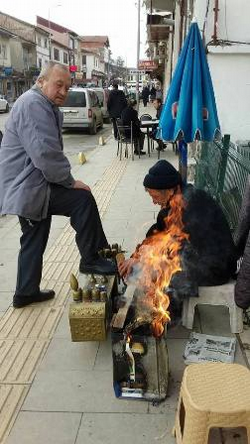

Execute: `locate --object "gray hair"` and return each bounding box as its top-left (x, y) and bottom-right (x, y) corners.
top-left (37, 61), bottom-right (69, 80)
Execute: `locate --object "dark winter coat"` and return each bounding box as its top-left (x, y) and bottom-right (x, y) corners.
top-left (107, 89), bottom-right (127, 118)
top-left (234, 176), bottom-right (250, 309)
top-left (121, 106), bottom-right (141, 139)
top-left (146, 185), bottom-right (237, 300)
top-left (141, 87), bottom-right (150, 101)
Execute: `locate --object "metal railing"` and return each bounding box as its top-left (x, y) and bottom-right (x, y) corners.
top-left (194, 136), bottom-right (250, 231)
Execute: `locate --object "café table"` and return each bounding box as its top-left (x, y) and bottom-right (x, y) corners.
top-left (140, 119), bottom-right (159, 156)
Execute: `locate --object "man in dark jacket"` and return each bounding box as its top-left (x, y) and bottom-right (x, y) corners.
top-left (141, 85), bottom-right (150, 107)
top-left (107, 83), bottom-right (127, 139)
top-left (0, 62), bottom-right (116, 309)
top-left (121, 99), bottom-right (145, 155)
top-left (119, 160), bottom-right (237, 319)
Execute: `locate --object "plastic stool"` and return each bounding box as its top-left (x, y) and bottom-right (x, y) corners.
top-left (173, 363), bottom-right (250, 444)
top-left (182, 282), bottom-right (243, 333)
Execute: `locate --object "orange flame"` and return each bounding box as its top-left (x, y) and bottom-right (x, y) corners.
top-left (130, 189), bottom-right (189, 337)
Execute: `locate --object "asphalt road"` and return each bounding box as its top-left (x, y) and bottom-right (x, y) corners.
top-left (0, 110), bottom-right (112, 167)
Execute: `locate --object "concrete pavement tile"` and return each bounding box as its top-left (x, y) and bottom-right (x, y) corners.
top-left (0, 291), bottom-right (12, 311)
top-left (102, 220), bottom-right (128, 237)
top-left (5, 411), bottom-right (82, 444)
top-left (50, 215), bottom-right (69, 229)
top-left (166, 324), bottom-right (190, 339)
top-left (22, 370), bottom-right (148, 413)
top-left (75, 412), bottom-right (176, 444)
top-left (39, 336), bottom-right (98, 372)
top-left (0, 249), bottom-right (18, 263)
top-left (93, 335), bottom-right (112, 372)
top-left (199, 305), bottom-right (233, 336)
top-left (53, 308), bottom-right (71, 339)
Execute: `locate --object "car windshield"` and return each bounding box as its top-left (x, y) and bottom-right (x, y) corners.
top-left (63, 91), bottom-right (86, 107)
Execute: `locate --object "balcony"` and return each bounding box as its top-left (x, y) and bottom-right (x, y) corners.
top-left (144, 0), bottom-right (176, 12)
top-left (147, 14), bottom-right (174, 43)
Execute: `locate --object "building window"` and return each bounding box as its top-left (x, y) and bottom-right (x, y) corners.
top-left (70, 38), bottom-right (74, 49)
top-left (53, 48), bottom-right (60, 61)
top-left (44, 38), bottom-right (48, 48)
top-left (0, 44), bottom-right (7, 59)
top-left (37, 36), bottom-right (42, 46)
top-left (82, 55), bottom-right (86, 66)
top-left (63, 52), bottom-right (68, 64)
top-left (38, 58), bottom-right (42, 69)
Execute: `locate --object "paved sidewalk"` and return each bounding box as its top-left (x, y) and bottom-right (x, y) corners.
top-left (0, 107), bottom-right (250, 443)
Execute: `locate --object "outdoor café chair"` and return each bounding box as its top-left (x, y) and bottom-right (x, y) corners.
top-left (116, 119), bottom-right (135, 161)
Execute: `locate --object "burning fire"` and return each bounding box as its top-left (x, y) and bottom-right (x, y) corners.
top-left (130, 188), bottom-right (189, 337)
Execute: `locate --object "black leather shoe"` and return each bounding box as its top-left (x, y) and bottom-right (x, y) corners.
top-left (13, 290), bottom-right (55, 308)
top-left (134, 151), bottom-right (146, 155)
top-left (79, 257), bottom-right (117, 275)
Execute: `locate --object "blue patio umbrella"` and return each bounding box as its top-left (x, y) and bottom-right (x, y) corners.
top-left (157, 19), bottom-right (220, 180)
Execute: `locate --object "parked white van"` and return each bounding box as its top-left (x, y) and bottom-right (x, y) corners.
top-left (60, 87), bottom-right (103, 134)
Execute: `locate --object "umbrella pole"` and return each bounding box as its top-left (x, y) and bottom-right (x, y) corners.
top-left (178, 140), bottom-right (187, 184)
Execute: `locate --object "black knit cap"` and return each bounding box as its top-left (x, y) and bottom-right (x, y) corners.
top-left (143, 160), bottom-right (182, 190)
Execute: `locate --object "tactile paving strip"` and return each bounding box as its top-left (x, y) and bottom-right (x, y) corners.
top-left (0, 155), bottom-right (128, 443)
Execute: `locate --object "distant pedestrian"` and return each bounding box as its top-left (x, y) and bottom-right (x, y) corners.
top-left (155, 86), bottom-right (163, 101)
top-left (107, 83), bottom-right (127, 139)
top-left (141, 85), bottom-right (150, 107)
top-left (150, 85), bottom-right (156, 101)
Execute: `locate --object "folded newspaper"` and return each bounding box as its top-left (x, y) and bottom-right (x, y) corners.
top-left (183, 332), bottom-right (236, 364)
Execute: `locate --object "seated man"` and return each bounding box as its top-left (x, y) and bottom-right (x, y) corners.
top-left (119, 160), bottom-right (237, 321)
top-left (152, 98), bottom-right (166, 151)
top-left (121, 99), bottom-right (145, 155)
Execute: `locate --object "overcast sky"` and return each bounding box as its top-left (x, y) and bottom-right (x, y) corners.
top-left (0, 0), bottom-right (147, 67)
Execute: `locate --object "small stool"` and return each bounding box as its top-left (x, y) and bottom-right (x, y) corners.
top-left (173, 363), bottom-right (250, 444)
top-left (182, 282), bottom-right (243, 333)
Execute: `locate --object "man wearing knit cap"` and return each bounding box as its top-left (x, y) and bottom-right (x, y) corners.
top-left (119, 160), bottom-right (237, 319)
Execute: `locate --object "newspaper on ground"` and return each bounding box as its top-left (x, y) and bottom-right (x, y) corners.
top-left (183, 332), bottom-right (236, 364)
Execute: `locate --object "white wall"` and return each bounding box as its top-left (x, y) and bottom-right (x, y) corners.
top-left (86, 54), bottom-right (95, 79)
top-left (192, 0), bottom-right (250, 141)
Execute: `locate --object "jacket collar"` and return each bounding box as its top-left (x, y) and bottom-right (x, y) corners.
top-left (31, 84), bottom-right (58, 109)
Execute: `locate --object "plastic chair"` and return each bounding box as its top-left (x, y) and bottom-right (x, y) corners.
top-left (182, 281), bottom-right (243, 334)
top-left (116, 119), bottom-right (135, 160)
top-left (173, 362), bottom-right (250, 444)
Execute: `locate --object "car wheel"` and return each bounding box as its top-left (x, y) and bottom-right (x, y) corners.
top-left (99, 117), bottom-right (104, 130)
top-left (5, 104), bottom-right (9, 113)
top-left (89, 119), bottom-right (97, 135)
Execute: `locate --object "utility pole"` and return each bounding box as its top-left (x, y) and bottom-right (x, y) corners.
top-left (136, 0), bottom-right (141, 111)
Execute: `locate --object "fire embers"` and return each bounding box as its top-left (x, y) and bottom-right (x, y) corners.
top-left (129, 191), bottom-right (189, 337)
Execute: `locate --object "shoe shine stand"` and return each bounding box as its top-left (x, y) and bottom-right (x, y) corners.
top-left (68, 272), bottom-right (117, 341)
top-left (68, 245), bottom-right (121, 342)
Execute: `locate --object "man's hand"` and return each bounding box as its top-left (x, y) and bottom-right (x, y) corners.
top-left (118, 258), bottom-right (136, 278)
top-left (73, 180), bottom-right (91, 191)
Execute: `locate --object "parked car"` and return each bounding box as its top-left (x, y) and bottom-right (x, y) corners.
top-left (0, 96), bottom-right (9, 113)
top-left (90, 87), bottom-right (109, 122)
top-left (60, 87), bottom-right (103, 134)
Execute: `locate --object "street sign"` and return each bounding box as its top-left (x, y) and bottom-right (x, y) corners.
top-left (129, 69), bottom-right (145, 75)
top-left (139, 60), bottom-right (158, 71)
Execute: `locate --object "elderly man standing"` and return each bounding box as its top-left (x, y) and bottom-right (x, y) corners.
top-left (0, 62), bottom-right (116, 309)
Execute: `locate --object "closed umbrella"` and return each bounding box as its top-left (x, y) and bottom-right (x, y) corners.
top-left (157, 19), bottom-right (220, 181)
